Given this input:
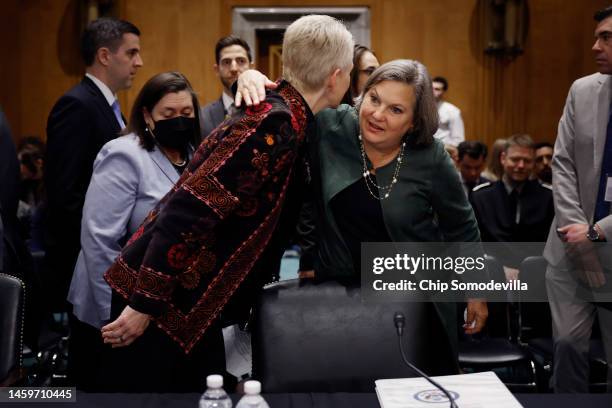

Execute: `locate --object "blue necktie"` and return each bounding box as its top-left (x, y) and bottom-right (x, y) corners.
top-left (594, 105), bottom-right (612, 222)
top-left (111, 100), bottom-right (125, 129)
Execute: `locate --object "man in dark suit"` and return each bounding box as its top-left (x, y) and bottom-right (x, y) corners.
top-left (44, 17), bottom-right (142, 390)
top-left (200, 35), bottom-right (253, 138)
top-left (457, 140), bottom-right (490, 200)
top-left (471, 134), bottom-right (554, 278)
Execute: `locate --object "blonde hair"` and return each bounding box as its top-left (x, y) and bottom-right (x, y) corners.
top-left (282, 15), bottom-right (354, 92)
top-left (485, 138), bottom-right (508, 180)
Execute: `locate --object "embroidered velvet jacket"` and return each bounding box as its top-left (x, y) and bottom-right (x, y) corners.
top-left (105, 81), bottom-right (313, 353)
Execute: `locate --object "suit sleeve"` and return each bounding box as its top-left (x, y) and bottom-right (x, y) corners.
top-left (552, 82), bottom-right (589, 227)
top-left (80, 142), bottom-right (140, 321)
top-left (129, 110), bottom-right (297, 315)
top-left (45, 96), bottom-right (95, 238)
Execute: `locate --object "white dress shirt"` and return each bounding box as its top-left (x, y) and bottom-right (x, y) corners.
top-left (434, 100), bottom-right (465, 147)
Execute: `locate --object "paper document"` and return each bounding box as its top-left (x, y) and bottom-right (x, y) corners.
top-left (375, 371), bottom-right (523, 408)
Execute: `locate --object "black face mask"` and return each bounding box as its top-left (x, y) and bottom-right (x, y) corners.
top-left (150, 116), bottom-right (196, 150)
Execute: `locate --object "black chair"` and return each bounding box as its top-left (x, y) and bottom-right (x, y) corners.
top-left (458, 255), bottom-right (536, 392)
top-left (519, 256), bottom-right (608, 392)
top-left (0, 273), bottom-right (26, 386)
top-left (252, 279), bottom-right (457, 392)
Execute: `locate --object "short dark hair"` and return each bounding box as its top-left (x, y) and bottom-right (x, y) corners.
top-left (123, 72), bottom-right (201, 152)
top-left (458, 141), bottom-right (488, 161)
top-left (341, 44), bottom-right (377, 106)
top-left (17, 135), bottom-right (45, 152)
top-left (595, 6), bottom-right (612, 22)
top-left (432, 76), bottom-right (449, 91)
top-left (534, 141), bottom-right (553, 150)
top-left (81, 18), bottom-right (140, 66)
top-left (214, 35), bottom-right (251, 64)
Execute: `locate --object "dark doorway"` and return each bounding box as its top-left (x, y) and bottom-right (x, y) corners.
top-left (256, 29), bottom-right (284, 80)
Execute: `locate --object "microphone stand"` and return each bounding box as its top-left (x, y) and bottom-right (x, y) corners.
top-left (394, 312), bottom-right (458, 408)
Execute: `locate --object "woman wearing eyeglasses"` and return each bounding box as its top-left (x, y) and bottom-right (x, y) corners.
top-left (341, 44), bottom-right (380, 106)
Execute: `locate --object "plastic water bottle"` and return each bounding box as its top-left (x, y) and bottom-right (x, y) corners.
top-left (236, 380), bottom-right (270, 408)
top-left (199, 374), bottom-right (233, 408)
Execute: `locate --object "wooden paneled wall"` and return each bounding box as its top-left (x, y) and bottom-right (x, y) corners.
top-left (0, 0), bottom-right (606, 147)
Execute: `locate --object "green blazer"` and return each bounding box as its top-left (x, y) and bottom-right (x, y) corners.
top-left (311, 105), bottom-right (480, 275)
top-left (306, 104), bottom-right (482, 360)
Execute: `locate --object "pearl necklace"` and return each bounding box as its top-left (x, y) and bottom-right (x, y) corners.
top-left (359, 134), bottom-right (405, 200)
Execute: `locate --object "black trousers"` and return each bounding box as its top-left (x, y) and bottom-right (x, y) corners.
top-left (67, 313), bottom-right (106, 391)
top-left (96, 291), bottom-right (226, 393)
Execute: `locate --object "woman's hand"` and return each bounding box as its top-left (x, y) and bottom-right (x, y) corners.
top-left (235, 69), bottom-right (276, 107)
top-left (101, 306), bottom-right (151, 348)
top-left (464, 299), bottom-right (488, 334)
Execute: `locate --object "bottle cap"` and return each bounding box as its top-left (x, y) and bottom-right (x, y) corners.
top-left (206, 374), bottom-right (223, 388)
top-left (243, 380), bottom-right (261, 394)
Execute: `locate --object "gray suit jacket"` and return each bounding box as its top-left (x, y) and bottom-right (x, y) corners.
top-left (200, 97), bottom-right (225, 138)
top-left (544, 73), bottom-right (612, 266)
top-left (68, 133), bottom-right (191, 328)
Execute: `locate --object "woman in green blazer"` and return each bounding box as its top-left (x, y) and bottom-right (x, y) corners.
top-left (237, 59), bottom-right (487, 367)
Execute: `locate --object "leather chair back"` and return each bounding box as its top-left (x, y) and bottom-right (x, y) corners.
top-left (0, 273), bottom-right (24, 383)
top-left (252, 279), bottom-right (456, 392)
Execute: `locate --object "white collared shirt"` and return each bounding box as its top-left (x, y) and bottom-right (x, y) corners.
top-left (434, 100), bottom-right (465, 147)
top-left (222, 91), bottom-right (235, 114)
top-left (85, 73), bottom-right (117, 107)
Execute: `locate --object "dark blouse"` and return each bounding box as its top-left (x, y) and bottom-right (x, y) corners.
top-left (330, 175), bottom-right (392, 276)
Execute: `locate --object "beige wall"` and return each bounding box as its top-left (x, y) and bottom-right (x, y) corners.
top-left (0, 0), bottom-right (607, 146)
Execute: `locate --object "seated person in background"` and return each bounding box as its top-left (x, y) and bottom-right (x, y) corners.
top-left (16, 136), bottom-right (46, 251)
top-left (444, 143), bottom-right (459, 167)
top-left (481, 138), bottom-right (507, 181)
top-left (340, 44), bottom-right (380, 106)
top-left (457, 140), bottom-right (489, 200)
top-left (99, 15), bottom-right (355, 393)
top-left (67, 71), bottom-right (199, 391)
top-left (471, 134), bottom-right (554, 279)
top-left (533, 141), bottom-right (553, 185)
top-left (17, 136), bottom-right (45, 207)
top-left (236, 59), bottom-right (488, 370)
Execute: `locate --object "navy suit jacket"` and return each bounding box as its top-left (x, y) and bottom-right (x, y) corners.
top-left (200, 97), bottom-right (225, 139)
top-left (44, 76), bottom-right (122, 309)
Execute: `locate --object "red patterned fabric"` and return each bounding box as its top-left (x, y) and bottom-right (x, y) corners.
top-left (105, 81), bottom-right (312, 353)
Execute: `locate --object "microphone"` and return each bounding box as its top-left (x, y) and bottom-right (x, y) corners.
top-left (393, 312), bottom-right (405, 337)
top-left (393, 312), bottom-right (458, 408)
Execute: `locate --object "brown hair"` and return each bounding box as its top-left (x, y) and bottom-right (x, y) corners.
top-left (356, 59), bottom-right (439, 147)
top-left (341, 44), bottom-right (377, 106)
top-left (505, 133), bottom-right (534, 151)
